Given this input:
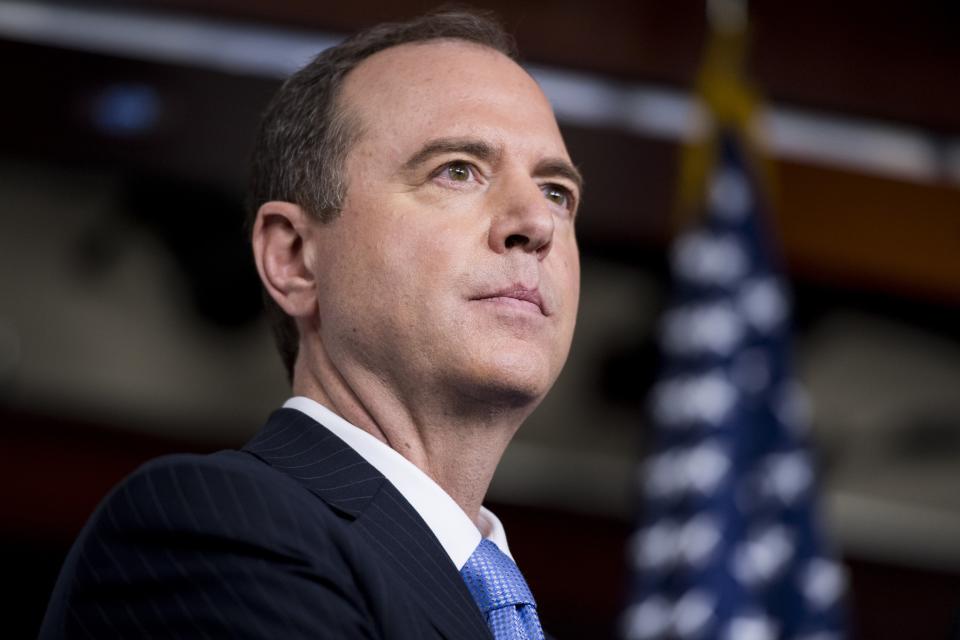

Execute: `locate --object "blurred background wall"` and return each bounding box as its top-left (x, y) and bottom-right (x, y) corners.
top-left (0, 0), bottom-right (958, 637)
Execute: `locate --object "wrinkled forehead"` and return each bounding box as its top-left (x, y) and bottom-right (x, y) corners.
top-left (338, 39), bottom-right (568, 158)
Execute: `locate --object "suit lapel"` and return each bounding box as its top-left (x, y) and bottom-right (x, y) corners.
top-left (244, 408), bottom-right (384, 517)
top-left (355, 479), bottom-right (493, 640)
top-left (244, 409), bottom-right (491, 640)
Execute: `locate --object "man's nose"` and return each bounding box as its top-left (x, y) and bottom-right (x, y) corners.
top-left (487, 173), bottom-right (555, 260)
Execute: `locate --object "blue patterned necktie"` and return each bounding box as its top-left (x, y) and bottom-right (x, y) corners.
top-left (460, 539), bottom-right (545, 640)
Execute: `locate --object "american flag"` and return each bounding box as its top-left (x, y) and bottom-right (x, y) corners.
top-left (621, 131), bottom-right (848, 640)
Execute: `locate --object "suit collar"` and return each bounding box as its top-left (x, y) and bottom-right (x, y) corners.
top-left (281, 396), bottom-right (504, 569)
top-left (243, 407), bottom-right (385, 518)
top-left (358, 479), bottom-right (493, 639)
top-left (243, 408), bottom-right (492, 640)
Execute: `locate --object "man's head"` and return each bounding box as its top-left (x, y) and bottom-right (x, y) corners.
top-left (248, 10), bottom-right (517, 377)
top-left (251, 10), bottom-right (581, 413)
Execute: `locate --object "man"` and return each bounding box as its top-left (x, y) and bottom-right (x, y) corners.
top-left (41, 9), bottom-right (581, 639)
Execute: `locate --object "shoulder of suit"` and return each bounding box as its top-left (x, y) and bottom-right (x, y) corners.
top-left (87, 449), bottom-right (349, 551)
top-left (121, 449), bottom-right (308, 505)
top-left (45, 454), bottom-right (392, 639)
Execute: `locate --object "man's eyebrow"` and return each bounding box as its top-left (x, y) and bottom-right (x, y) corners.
top-left (401, 137), bottom-right (584, 194)
top-left (401, 137), bottom-right (500, 171)
top-left (534, 158), bottom-right (584, 195)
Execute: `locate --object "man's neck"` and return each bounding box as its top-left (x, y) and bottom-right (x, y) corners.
top-left (291, 345), bottom-right (534, 523)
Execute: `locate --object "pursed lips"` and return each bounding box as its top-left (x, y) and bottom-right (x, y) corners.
top-left (472, 286), bottom-right (547, 316)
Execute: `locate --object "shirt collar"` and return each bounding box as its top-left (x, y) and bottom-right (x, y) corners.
top-left (282, 396), bottom-right (511, 568)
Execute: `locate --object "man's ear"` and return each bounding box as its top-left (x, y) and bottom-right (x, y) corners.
top-left (252, 201), bottom-right (318, 320)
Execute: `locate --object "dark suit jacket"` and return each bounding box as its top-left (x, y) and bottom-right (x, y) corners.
top-left (41, 408), bottom-right (494, 639)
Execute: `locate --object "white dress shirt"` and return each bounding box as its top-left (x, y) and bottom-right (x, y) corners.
top-left (283, 396), bottom-right (512, 569)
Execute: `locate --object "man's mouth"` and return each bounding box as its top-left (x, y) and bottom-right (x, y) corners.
top-left (472, 286), bottom-right (547, 316)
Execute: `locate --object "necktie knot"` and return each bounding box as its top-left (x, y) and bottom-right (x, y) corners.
top-left (461, 539), bottom-right (544, 640)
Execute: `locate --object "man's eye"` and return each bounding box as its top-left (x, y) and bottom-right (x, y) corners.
top-left (445, 162), bottom-right (473, 182)
top-left (542, 184), bottom-right (571, 209)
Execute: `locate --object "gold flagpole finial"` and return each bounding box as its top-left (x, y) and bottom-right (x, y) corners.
top-left (675, 0), bottom-right (768, 229)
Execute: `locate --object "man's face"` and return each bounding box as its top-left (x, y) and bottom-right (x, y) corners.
top-left (307, 40), bottom-right (580, 412)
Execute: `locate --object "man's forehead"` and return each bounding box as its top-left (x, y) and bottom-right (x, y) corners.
top-left (341, 40), bottom-right (546, 118)
top-left (339, 39), bottom-right (567, 159)
top-left (346, 38), bottom-right (519, 85)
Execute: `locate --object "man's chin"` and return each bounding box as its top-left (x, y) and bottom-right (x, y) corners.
top-left (467, 379), bottom-right (545, 412)
top-left (451, 359), bottom-right (556, 413)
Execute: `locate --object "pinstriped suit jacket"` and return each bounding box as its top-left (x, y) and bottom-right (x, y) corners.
top-left (40, 408), bottom-right (494, 639)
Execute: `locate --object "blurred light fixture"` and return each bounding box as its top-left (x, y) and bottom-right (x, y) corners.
top-left (90, 83), bottom-right (161, 137)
